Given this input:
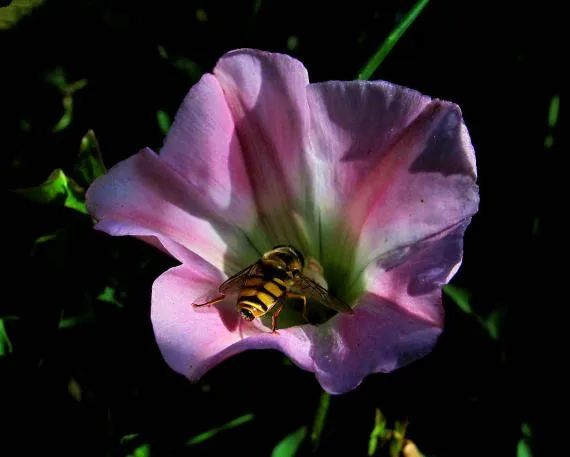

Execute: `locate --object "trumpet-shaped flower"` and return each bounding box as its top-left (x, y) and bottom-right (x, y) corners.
top-left (87, 49), bottom-right (478, 394)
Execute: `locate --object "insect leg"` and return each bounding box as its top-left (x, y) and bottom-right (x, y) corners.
top-left (193, 295), bottom-right (225, 307)
top-left (271, 301), bottom-right (285, 333)
top-left (286, 292), bottom-right (308, 323)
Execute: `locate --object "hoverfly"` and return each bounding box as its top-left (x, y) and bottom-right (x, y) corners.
top-left (192, 245), bottom-right (353, 332)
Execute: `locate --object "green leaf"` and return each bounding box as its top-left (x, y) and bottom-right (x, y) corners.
top-left (253, 0), bottom-right (262, 15)
top-left (310, 391), bottom-right (330, 450)
top-left (173, 57), bottom-right (202, 81)
top-left (517, 439), bottom-right (532, 457)
top-left (58, 312), bottom-right (94, 329)
top-left (443, 284), bottom-right (473, 314)
top-left (45, 67), bottom-right (87, 132)
top-left (0, 319), bottom-right (13, 356)
top-left (34, 232), bottom-right (59, 245)
top-left (195, 8), bottom-right (208, 22)
top-left (186, 413), bottom-right (254, 446)
top-left (521, 422), bottom-right (532, 439)
top-left (15, 169), bottom-right (88, 214)
top-left (66, 79), bottom-right (88, 93)
top-left (271, 427), bottom-right (307, 457)
top-left (544, 134), bottom-right (554, 149)
top-left (120, 433), bottom-right (140, 445)
top-left (20, 119), bottom-right (31, 132)
top-left (97, 286), bottom-right (124, 309)
top-left (287, 35), bottom-right (300, 51)
top-left (0, 0), bottom-right (44, 30)
top-left (30, 230), bottom-right (65, 258)
top-left (548, 94), bottom-right (560, 128)
top-left (544, 94), bottom-right (559, 149)
top-left (157, 45), bottom-right (168, 59)
top-left (128, 443), bottom-right (150, 457)
top-left (358, 0), bottom-right (430, 80)
top-left (484, 307), bottom-right (507, 340)
top-left (445, 285), bottom-right (506, 340)
top-left (76, 129), bottom-right (106, 185)
top-left (52, 95), bottom-right (74, 132)
top-left (46, 67), bottom-right (87, 95)
top-left (156, 110), bottom-right (172, 135)
top-left (517, 423), bottom-right (533, 457)
top-left (368, 408), bottom-right (388, 456)
top-left (45, 67), bottom-right (67, 91)
top-left (157, 45), bottom-right (203, 81)
top-left (67, 377), bottom-right (82, 402)
top-left (389, 420), bottom-right (408, 457)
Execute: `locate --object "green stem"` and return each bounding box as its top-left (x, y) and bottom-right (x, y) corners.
top-left (358, 0), bottom-right (430, 80)
top-left (310, 390), bottom-right (331, 450)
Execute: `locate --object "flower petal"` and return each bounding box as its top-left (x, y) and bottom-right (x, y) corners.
top-left (213, 49), bottom-right (313, 247)
top-left (86, 148), bottom-right (259, 272)
top-left (306, 80), bottom-right (431, 214)
top-left (151, 261), bottom-right (315, 382)
top-left (306, 81), bottom-right (478, 268)
top-left (94, 219), bottom-right (202, 266)
top-left (152, 259), bottom-right (442, 394)
top-left (365, 219), bottom-right (471, 326)
top-left (351, 100), bottom-right (478, 265)
top-left (159, 73), bottom-right (257, 229)
top-left (310, 295), bottom-right (441, 394)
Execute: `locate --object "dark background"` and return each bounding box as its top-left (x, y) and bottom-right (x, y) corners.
top-left (1, 1), bottom-right (562, 456)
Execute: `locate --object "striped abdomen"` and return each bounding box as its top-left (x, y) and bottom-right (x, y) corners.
top-left (237, 266), bottom-right (290, 320)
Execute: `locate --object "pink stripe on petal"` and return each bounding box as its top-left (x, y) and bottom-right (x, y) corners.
top-left (151, 263), bottom-right (315, 381)
top-left (350, 100), bottom-right (479, 265)
top-left (86, 148), bottom-right (259, 272)
top-left (213, 49), bottom-right (313, 245)
top-left (160, 74), bottom-right (256, 228)
top-left (306, 80), bottom-right (431, 214)
top-left (306, 81), bottom-right (477, 265)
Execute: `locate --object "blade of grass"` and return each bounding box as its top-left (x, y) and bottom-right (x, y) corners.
top-left (129, 443), bottom-right (150, 457)
top-left (547, 95), bottom-right (560, 128)
top-left (544, 94), bottom-right (560, 149)
top-left (271, 426), bottom-right (307, 457)
top-left (156, 110), bottom-right (172, 135)
top-left (443, 284), bottom-right (472, 314)
top-left (186, 413), bottom-right (254, 446)
top-left (358, 0), bottom-right (430, 80)
top-left (310, 390), bottom-right (330, 450)
top-left (368, 408), bottom-right (388, 456)
top-left (0, 319), bottom-right (13, 356)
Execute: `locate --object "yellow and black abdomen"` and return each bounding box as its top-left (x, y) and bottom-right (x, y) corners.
top-left (237, 266), bottom-right (290, 321)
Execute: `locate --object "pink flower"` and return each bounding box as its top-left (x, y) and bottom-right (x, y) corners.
top-left (87, 49), bottom-right (478, 394)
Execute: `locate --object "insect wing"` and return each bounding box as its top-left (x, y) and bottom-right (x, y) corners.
top-left (192, 288), bottom-right (224, 307)
top-left (193, 263), bottom-right (260, 307)
top-left (297, 275), bottom-right (353, 314)
top-left (218, 262), bottom-right (260, 294)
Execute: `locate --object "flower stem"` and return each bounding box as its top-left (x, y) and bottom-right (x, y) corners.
top-left (310, 390), bottom-right (331, 450)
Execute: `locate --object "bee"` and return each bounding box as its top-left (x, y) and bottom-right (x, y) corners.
top-left (192, 245), bottom-right (353, 332)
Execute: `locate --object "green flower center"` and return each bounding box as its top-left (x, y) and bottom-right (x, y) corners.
top-left (229, 207), bottom-right (366, 329)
